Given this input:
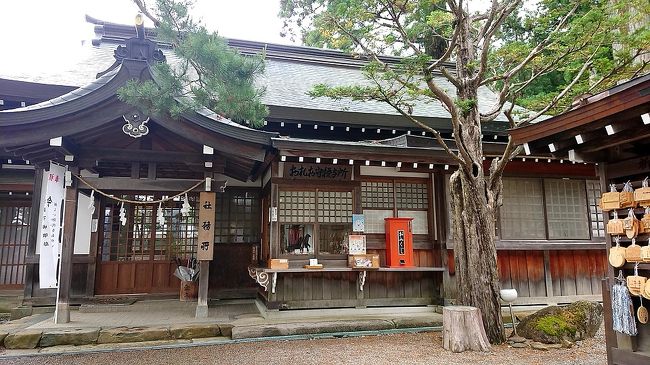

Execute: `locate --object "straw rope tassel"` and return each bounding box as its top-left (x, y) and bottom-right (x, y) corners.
top-left (73, 173), bottom-right (204, 205)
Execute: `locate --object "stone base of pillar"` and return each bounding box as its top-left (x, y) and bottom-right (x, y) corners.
top-left (195, 304), bottom-right (209, 318)
top-left (54, 302), bottom-right (70, 324)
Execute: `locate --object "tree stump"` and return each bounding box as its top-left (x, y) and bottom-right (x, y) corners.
top-left (442, 306), bottom-right (491, 352)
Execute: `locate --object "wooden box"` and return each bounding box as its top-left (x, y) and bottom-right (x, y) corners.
top-left (385, 217), bottom-right (414, 267)
top-left (179, 280), bottom-right (198, 301)
top-left (268, 258), bottom-right (289, 270)
top-left (348, 254), bottom-right (380, 269)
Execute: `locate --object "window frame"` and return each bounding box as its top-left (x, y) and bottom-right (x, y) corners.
top-left (498, 177), bottom-right (601, 242)
top-left (443, 176), bottom-right (603, 244)
top-left (277, 186), bottom-right (354, 260)
top-left (360, 176), bottom-right (431, 236)
top-left (214, 188), bottom-right (261, 245)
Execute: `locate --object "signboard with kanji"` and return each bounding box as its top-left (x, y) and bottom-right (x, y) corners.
top-left (197, 192), bottom-right (216, 261)
top-left (283, 163), bottom-right (351, 181)
top-left (39, 162), bottom-right (66, 288)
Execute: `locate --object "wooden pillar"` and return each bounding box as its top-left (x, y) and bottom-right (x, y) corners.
top-left (543, 250), bottom-right (553, 297)
top-left (54, 166), bottom-right (79, 324)
top-left (23, 168), bottom-right (44, 302)
top-left (195, 260), bottom-right (210, 318)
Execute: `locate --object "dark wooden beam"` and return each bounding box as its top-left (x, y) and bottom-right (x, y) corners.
top-left (155, 115), bottom-right (267, 162)
top-left (1, 101), bottom-right (133, 148)
top-left (250, 151), bottom-right (275, 181)
top-left (574, 127), bottom-right (650, 154)
top-left (23, 168), bottom-right (43, 301)
top-left (77, 147), bottom-right (205, 164)
top-left (527, 115), bottom-right (646, 156)
top-left (510, 76), bottom-right (650, 145)
top-left (605, 156), bottom-right (650, 179)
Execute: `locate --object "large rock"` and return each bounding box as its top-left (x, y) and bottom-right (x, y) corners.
top-left (3, 329), bottom-right (42, 349)
top-left (39, 328), bottom-right (100, 347)
top-left (97, 326), bottom-right (171, 344)
top-left (515, 301), bottom-right (603, 344)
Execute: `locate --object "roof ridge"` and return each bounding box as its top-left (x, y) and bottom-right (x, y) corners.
top-left (86, 14), bottom-right (456, 71)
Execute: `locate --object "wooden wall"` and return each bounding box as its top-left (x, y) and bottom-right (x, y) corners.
top-left (265, 271), bottom-right (440, 309)
top-left (444, 249), bottom-right (607, 305)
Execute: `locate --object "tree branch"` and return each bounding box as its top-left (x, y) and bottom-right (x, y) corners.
top-left (132, 0), bottom-right (161, 27)
top-left (518, 48), bottom-right (598, 125)
top-left (480, 2), bottom-right (579, 87)
top-left (474, 0), bottom-right (522, 85)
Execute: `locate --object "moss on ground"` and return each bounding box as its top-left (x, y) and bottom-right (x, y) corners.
top-left (534, 315), bottom-right (577, 338)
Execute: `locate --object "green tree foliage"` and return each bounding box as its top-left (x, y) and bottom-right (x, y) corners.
top-left (492, 0), bottom-right (650, 113)
top-left (280, 0), bottom-right (648, 117)
top-left (119, 0), bottom-right (268, 126)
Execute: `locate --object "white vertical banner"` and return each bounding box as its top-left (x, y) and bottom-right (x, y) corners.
top-left (38, 162), bottom-right (66, 289)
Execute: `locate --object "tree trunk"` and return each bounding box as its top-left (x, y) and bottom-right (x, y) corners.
top-left (449, 169), bottom-right (505, 344)
top-left (443, 306), bottom-right (491, 352)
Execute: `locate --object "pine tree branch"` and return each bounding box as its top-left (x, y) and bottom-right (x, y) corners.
top-left (316, 12), bottom-right (466, 166)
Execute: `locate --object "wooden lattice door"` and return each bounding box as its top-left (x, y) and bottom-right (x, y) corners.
top-left (95, 194), bottom-right (198, 295)
top-left (0, 201), bottom-right (30, 289)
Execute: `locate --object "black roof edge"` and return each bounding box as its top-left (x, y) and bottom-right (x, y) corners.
top-left (86, 14), bottom-right (457, 71)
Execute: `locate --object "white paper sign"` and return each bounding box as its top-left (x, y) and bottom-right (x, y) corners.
top-left (348, 235), bottom-right (367, 255)
top-left (38, 162), bottom-right (66, 289)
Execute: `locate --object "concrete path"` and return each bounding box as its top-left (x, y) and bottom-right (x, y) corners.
top-left (0, 299), bottom-right (446, 356)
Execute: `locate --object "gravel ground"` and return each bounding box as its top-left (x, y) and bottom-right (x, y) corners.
top-left (2, 327), bottom-right (606, 365)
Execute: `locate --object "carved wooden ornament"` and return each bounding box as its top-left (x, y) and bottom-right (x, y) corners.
top-left (122, 111), bottom-right (150, 138)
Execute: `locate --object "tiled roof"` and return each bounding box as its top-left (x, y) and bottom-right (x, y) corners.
top-left (0, 27), bottom-right (513, 124)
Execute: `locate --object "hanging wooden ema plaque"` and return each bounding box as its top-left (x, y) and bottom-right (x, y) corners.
top-left (197, 192), bottom-right (216, 261)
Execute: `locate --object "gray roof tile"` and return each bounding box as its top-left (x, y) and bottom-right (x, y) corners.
top-left (0, 41), bottom-right (510, 122)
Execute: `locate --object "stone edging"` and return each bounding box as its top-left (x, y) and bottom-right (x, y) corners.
top-left (1, 323), bottom-right (232, 349)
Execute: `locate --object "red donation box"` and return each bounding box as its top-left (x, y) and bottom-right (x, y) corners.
top-left (384, 217), bottom-right (414, 267)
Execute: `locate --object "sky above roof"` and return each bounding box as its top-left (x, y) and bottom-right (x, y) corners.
top-left (1, 0), bottom-right (509, 77)
top-left (0, 0), bottom-right (291, 75)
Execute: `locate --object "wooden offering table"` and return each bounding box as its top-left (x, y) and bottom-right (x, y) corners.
top-left (249, 266), bottom-right (445, 309)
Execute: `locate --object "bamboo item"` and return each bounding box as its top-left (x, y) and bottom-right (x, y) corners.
top-left (641, 237), bottom-right (650, 264)
top-left (623, 208), bottom-right (639, 239)
top-left (635, 177), bottom-right (650, 207)
top-left (609, 236), bottom-right (627, 268)
top-left (626, 238), bottom-right (642, 263)
top-left (641, 207), bottom-right (650, 234)
top-left (607, 211), bottom-right (625, 235)
top-left (601, 183), bottom-right (636, 211)
top-left (643, 274), bottom-right (650, 300)
top-left (627, 263), bottom-right (646, 297)
top-left (638, 297), bottom-right (649, 324)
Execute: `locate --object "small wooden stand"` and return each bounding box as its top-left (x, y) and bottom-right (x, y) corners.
top-left (442, 306), bottom-right (491, 353)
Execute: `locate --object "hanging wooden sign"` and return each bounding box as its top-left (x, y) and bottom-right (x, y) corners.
top-left (197, 192), bottom-right (216, 261)
top-left (284, 163), bottom-right (351, 181)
